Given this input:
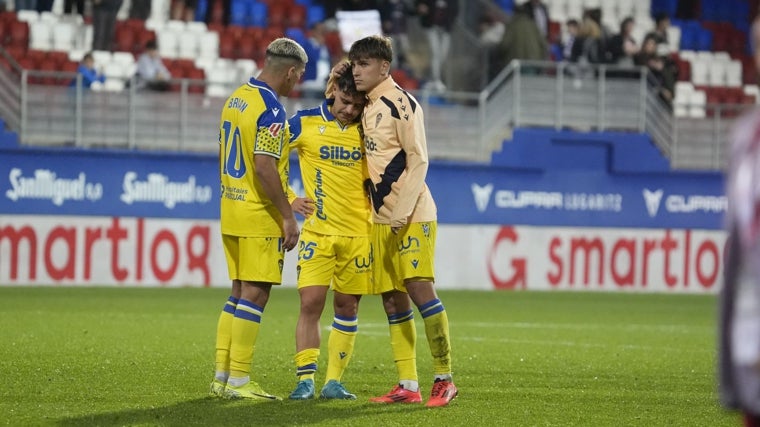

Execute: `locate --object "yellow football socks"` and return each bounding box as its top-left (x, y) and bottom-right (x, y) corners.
top-left (229, 299), bottom-right (264, 378)
top-left (388, 309), bottom-right (418, 383)
top-left (294, 348), bottom-right (320, 382)
top-left (325, 315), bottom-right (358, 383)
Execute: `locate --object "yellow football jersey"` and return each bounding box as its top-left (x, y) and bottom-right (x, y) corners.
top-left (219, 77), bottom-right (290, 237)
top-left (288, 100), bottom-right (371, 236)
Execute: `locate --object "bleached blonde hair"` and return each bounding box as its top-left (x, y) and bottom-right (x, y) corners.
top-left (265, 37), bottom-right (308, 66)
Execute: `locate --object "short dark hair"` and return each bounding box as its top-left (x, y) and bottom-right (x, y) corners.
top-left (145, 39), bottom-right (158, 50)
top-left (620, 17), bottom-right (634, 34)
top-left (335, 64), bottom-right (362, 97)
top-left (654, 12), bottom-right (669, 25)
top-left (83, 52), bottom-right (93, 61)
top-left (348, 35), bottom-right (392, 63)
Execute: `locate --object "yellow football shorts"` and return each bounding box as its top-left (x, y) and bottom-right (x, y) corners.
top-left (222, 234), bottom-right (285, 284)
top-left (296, 229), bottom-right (372, 295)
top-left (371, 221), bottom-right (436, 294)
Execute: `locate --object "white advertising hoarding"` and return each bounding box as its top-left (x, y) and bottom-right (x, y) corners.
top-left (0, 215), bottom-right (726, 293)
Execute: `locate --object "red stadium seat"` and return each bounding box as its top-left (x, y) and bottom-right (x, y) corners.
top-left (134, 28), bottom-right (156, 54)
top-left (7, 21), bottom-right (28, 48)
top-left (115, 25), bottom-right (136, 52)
top-left (219, 35), bottom-right (235, 58)
top-left (289, 4), bottom-right (306, 29)
top-left (237, 36), bottom-right (256, 60)
top-left (37, 59), bottom-right (58, 85)
top-left (46, 51), bottom-right (68, 65)
top-left (267, 3), bottom-right (288, 28)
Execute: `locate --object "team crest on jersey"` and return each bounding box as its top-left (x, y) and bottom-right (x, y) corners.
top-left (296, 265), bottom-right (301, 279)
top-left (318, 125), bottom-right (326, 134)
top-left (422, 223), bottom-right (430, 237)
top-left (268, 123), bottom-right (282, 137)
top-left (375, 113), bottom-right (382, 127)
top-left (278, 259), bottom-right (284, 273)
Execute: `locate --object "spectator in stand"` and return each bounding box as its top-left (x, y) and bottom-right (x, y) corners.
top-left (70, 52), bottom-right (105, 89)
top-left (130, 0), bottom-right (151, 20)
top-left (64, 0), bottom-right (84, 16)
top-left (92, 0), bottom-right (124, 51)
top-left (574, 10), bottom-right (603, 64)
top-left (607, 16), bottom-right (639, 66)
top-left (14, 0), bottom-right (34, 10)
top-left (562, 19), bottom-right (579, 61)
top-left (379, 0), bottom-right (414, 73)
top-left (172, 0), bottom-right (197, 22)
top-left (634, 33), bottom-right (676, 108)
top-left (416, 0), bottom-right (458, 92)
top-left (205, 0), bottom-right (230, 26)
top-left (647, 13), bottom-right (671, 53)
top-left (136, 40), bottom-right (171, 91)
top-left (300, 22), bottom-right (332, 98)
top-left (479, 8), bottom-right (506, 80)
top-left (524, 0), bottom-right (549, 41)
top-left (496, 3), bottom-right (548, 70)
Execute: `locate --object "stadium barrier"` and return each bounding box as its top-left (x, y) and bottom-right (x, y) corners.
top-left (0, 139), bottom-right (726, 293)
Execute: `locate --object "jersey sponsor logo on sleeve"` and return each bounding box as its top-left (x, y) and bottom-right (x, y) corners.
top-left (268, 123), bottom-right (283, 138)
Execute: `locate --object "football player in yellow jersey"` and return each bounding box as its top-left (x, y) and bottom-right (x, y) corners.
top-left (285, 67), bottom-right (372, 401)
top-left (210, 37), bottom-right (307, 401)
top-left (331, 35), bottom-right (458, 407)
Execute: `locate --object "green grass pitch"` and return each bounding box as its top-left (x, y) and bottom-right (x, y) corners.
top-left (0, 287), bottom-right (739, 426)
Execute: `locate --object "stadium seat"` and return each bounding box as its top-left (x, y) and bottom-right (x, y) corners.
top-left (725, 60), bottom-right (742, 87)
top-left (268, 2), bottom-right (287, 28)
top-left (744, 85), bottom-right (759, 105)
top-left (235, 58), bottom-right (258, 81)
top-left (690, 60), bottom-right (709, 86)
top-left (29, 21), bottom-right (52, 51)
top-left (52, 21), bottom-right (76, 52)
top-left (708, 61), bottom-right (725, 86)
top-left (674, 81), bottom-right (693, 117)
top-left (15, 10), bottom-right (39, 24)
top-left (198, 31), bottom-right (220, 59)
top-left (219, 35), bottom-right (235, 58)
top-left (111, 51), bottom-right (134, 65)
top-left (46, 50), bottom-right (68, 65)
top-left (306, 5), bottom-right (325, 28)
top-left (91, 50), bottom-right (112, 70)
top-left (135, 28), bottom-right (157, 53)
top-left (186, 21), bottom-right (207, 33)
top-left (115, 25), bottom-right (136, 52)
top-left (289, 4), bottom-right (307, 28)
top-left (249, 1), bottom-right (269, 27)
top-left (688, 89), bottom-right (707, 118)
top-left (158, 30), bottom-right (179, 59)
top-left (177, 32), bottom-right (199, 59)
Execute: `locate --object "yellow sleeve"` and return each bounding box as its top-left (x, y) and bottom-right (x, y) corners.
top-left (286, 185), bottom-right (298, 204)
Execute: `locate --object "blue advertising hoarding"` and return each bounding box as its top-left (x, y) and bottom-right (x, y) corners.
top-left (0, 145), bottom-right (726, 230)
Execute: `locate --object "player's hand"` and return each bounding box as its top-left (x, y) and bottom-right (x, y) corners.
top-left (330, 61), bottom-right (350, 79)
top-left (390, 217), bottom-right (407, 234)
top-left (292, 197), bottom-right (315, 217)
top-left (282, 217), bottom-right (300, 251)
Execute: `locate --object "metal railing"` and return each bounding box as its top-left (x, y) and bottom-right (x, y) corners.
top-left (0, 47), bottom-right (752, 170)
